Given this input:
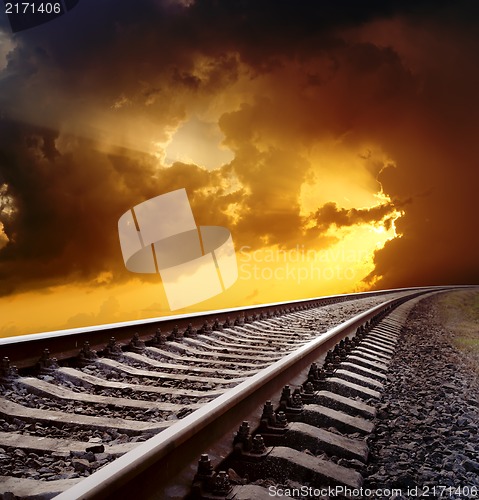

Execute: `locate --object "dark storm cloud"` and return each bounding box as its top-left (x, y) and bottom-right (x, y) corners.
top-left (0, 0), bottom-right (453, 107)
top-left (307, 202), bottom-right (398, 233)
top-left (356, 5), bottom-right (479, 288)
top-left (0, 121), bottom-right (150, 294)
top-left (0, 118), bottom-right (244, 295)
top-left (0, 0), bottom-right (458, 127)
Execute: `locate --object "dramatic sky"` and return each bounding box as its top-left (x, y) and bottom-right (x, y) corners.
top-left (0, 0), bottom-right (478, 336)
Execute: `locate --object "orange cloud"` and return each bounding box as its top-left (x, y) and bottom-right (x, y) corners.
top-left (1, 0), bottom-right (478, 336)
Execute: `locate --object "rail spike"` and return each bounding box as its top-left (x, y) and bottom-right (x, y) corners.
top-left (184, 323), bottom-right (197, 337)
top-left (303, 381), bottom-right (315, 395)
top-left (234, 316), bottom-right (244, 327)
top-left (150, 328), bottom-right (167, 346)
top-left (259, 401), bottom-right (289, 434)
top-left (198, 321), bottom-right (210, 335)
top-left (103, 337), bottom-right (123, 359)
top-left (212, 318), bottom-right (223, 331)
top-left (276, 411), bottom-right (288, 428)
top-left (37, 349), bottom-right (59, 375)
top-left (171, 325), bottom-right (182, 340)
top-left (211, 471), bottom-right (232, 496)
top-left (195, 454), bottom-right (214, 481)
top-left (191, 454), bottom-right (215, 497)
top-left (279, 385), bottom-right (303, 417)
top-left (233, 421), bottom-right (252, 451)
top-left (77, 341), bottom-right (98, 367)
top-left (129, 333), bottom-right (145, 353)
top-left (291, 388), bottom-right (304, 407)
top-left (306, 363), bottom-right (323, 389)
top-left (251, 434), bottom-right (267, 454)
top-left (0, 357), bottom-right (18, 384)
top-left (261, 400), bottom-right (275, 420)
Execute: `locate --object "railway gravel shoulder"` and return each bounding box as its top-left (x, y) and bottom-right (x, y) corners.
top-left (364, 291), bottom-right (479, 498)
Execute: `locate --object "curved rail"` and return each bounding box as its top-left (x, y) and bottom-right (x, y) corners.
top-left (0, 286), bottom-right (454, 369)
top-left (53, 288), bottom-right (441, 499)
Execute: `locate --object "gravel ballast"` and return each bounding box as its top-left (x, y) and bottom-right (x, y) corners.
top-left (364, 291), bottom-right (479, 499)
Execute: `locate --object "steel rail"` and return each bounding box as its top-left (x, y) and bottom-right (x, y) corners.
top-left (53, 289), bottom-right (433, 500)
top-left (0, 286), bottom-right (456, 369)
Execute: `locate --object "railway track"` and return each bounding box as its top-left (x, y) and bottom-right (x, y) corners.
top-left (0, 287), bottom-right (460, 499)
